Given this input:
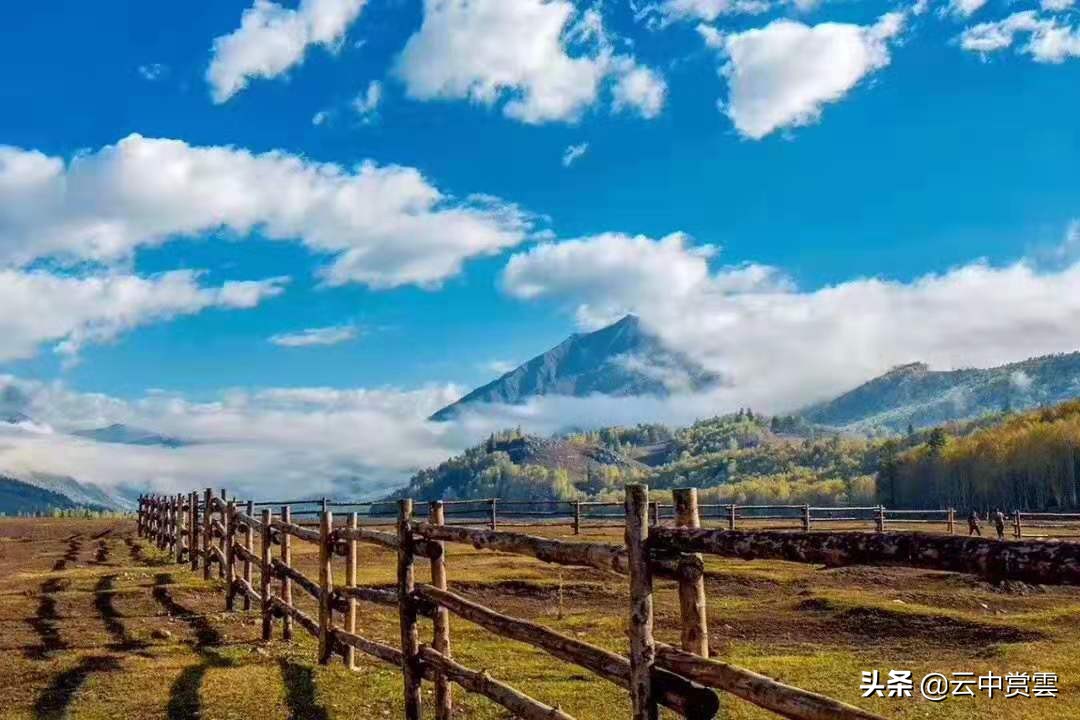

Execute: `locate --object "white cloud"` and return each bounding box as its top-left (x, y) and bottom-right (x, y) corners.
top-left (352, 80), bottom-right (382, 122)
top-left (0, 379), bottom-right (472, 499)
top-left (697, 23), bottom-right (726, 49)
top-left (960, 12), bottom-right (1080, 62)
top-left (612, 62), bottom-right (668, 118)
top-left (1042, 0), bottom-right (1074, 10)
top-left (501, 227), bottom-right (1080, 413)
top-left (207, 0), bottom-right (366, 103)
top-left (137, 63), bottom-right (167, 81)
top-left (561, 142), bottom-right (590, 167)
top-left (269, 324), bottom-right (357, 347)
top-left (502, 232), bottom-right (788, 327)
top-left (312, 109), bottom-right (331, 125)
top-left (717, 12), bottom-right (905, 139)
top-left (948, 0), bottom-right (987, 18)
top-left (660, 0), bottom-right (771, 22)
top-left (0, 270), bottom-right (286, 362)
top-left (0, 134), bottom-right (535, 289)
top-left (394, 0), bottom-right (666, 124)
top-left (1010, 370), bottom-right (1034, 391)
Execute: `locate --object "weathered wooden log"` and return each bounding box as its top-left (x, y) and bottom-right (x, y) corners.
top-left (280, 506), bottom-right (294, 641)
top-left (429, 502), bottom-right (453, 720)
top-left (414, 584), bottom-right (718, 719)
top-left (414, 523), bottom-right (631, 574)
top-left (207, 545), bottom-right (226, 567)
top-left (243, 500), bottom-right (255, 612)
top-left (261, 508), bottom-right (273, 641)
top-left (225, 500), bottom-right (237, 609)
top-left (650, 528), bottom-right (1080, 586)
top-left (233, 542), bottom-right (259, 566)
top-left (398, 499), bottom-right (422, 720)
top-left (419, 647), bottom-right (576, 720)
top-left (269, 595), bottom-right (318, 638)
top-left (210, 519), bottom-right (226, 538)
top-left (673, 488), bottom-right (708, 658)
top-left (626, 484), bottom-right (658, 720)
top-left (270, 558), bottom-right (322, 601)
top-left (189, 491), bottom-right (200, 572)
top-left (344, 512), bottom-right (359, 670)
top-left (318, 510), bottom-right (334, 665)
top-left (232, 577), bottom-right (262, 604)
top-left (202, 489), bottom-right (213, 581)
top-left (232, 510), bottom-right (265, 534)
top-left (655, 643), bottom-right (886, 720)
top-left (270, 518), bottom-right (321, 544)
top-left (334, 525), bottom-right (399, 550)
top-left (333, 627), bottom-right (405, 667)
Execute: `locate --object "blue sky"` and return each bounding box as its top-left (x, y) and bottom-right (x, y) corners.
top-left (1, 0), bottom-right (1079, 496)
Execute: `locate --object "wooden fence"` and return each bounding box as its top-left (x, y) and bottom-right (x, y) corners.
top-left (135, 487), bottom-right (1080, 720)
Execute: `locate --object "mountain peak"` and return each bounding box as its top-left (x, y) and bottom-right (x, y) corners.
top-left (430, 315), bottom-right (719, 421)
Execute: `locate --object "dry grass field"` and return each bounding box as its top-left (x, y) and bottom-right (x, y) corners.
top-left (2, 517), bottom-right (1080, 720)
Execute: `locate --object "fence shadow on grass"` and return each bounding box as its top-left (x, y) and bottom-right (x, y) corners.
top-left (33, 655), bottom-right (121, 720)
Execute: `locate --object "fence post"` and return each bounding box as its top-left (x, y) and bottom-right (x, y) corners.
top-left (225, 500), bottom-right (237, 610)
top-left (1014, 510), bottom-right (1023, 539)
top-left (672, 488), bottom-right (708, 658)
top-left (802, 504), bottom-right (811, 532)
top-left (573, 500), bottom-right (581, 535)
top-left (177, 493), bottom-right (187, 563)
top-left (203, 489), bottom-right (213, 580)
top-left (875, 505), bottom-right (886, 533)
top-left (318, 508), bottom-right (334, 664)
top-left (189, 491), bottom-right (200, 571)
top-left (344, 512), bottom-right (359, 670)
top-left (161, 496), bottom-right (169, 550)
top-left (136, 496), bottom-right (143, 536)
top-left (398, 499), bottom-right (422, 720)
top-left (489, 498), bottom-right (497, 531)
top-left (430, 501), bottom-right (453, 720)
top-left (261, 508), bottom-right (273, 641)
top-left (729, 504), bottom-right (736, 531)
top-left (947, 508), bottom-right (955, 535)
top-left (281, 505), bottom-right (293, 641)
top-left (242, 500), bottom-right (254, 611)
top-left (626, 484), bottom-right (658, 720)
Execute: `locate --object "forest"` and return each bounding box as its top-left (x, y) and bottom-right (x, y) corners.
top-left (395, 401), bottom-right (1080, 511)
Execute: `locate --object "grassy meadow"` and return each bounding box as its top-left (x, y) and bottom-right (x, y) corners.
top-left (1, 517), bottom-right (1079, 720)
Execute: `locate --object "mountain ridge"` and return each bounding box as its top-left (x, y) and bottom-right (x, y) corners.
top-left (431, 315), bottom-right (721, 420)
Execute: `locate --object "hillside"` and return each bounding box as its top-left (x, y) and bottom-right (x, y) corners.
top-left (0, 474), bottom-right (118, 515)
top-left (430, 315), bottom-right (720, 420)
top-left (802, 353), bottom-right (1080, 433)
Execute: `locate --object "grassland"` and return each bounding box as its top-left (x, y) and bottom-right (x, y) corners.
top-left (2, 517), bottom-right (1079, 720)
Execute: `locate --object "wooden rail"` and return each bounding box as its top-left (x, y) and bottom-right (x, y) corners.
top-left (139, 486), bottom-right (1080, 720)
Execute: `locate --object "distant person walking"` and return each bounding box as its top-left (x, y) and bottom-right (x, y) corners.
top-left (992, 509), bottom-right (1007, 540)
top-left (968, 510), bottom-right (981, 536)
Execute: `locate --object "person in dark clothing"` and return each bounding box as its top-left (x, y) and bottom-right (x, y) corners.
top-left (968, 510), bottom-right (981, 536)
top-left (992, 509), bottom-right (1007, 540)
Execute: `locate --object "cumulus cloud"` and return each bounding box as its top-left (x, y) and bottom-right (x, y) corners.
top-left (611, 62), bottom-right (668, 118)
top-left (269, 324), bottom-right (357, 347)
top-left (659, 0), bottom-right (771, 22)
top-left (501, 228), bottom-right (1080, 413)
top-left (0, 134), bottom-right (535, 288)
top-left (394, 0), bottom-right (666, 123)
top-left (0, 378), bottom-right (471, 499)
top-left (715, 12), bottom-right (906, 139)
top-left (0, 270), bottom-right (286, 362)
top-left (1042, 0), bottom-right (1074, 10)
top-left (137, 63), bottom-right (167, 81)
top-left (207, 0), bottom-right (366, 103)
top-left (960, 12), bottom-right (1080, 62)
top-left (502, 231), bottom-right (788, 327)
top-left (948, 0), bottom-right (988, 18)
top-left (561, 142), bottom-right (590, 167)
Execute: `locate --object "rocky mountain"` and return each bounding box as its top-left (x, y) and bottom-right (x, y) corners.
top-left (801, 352), bottom-right (1080, 433)
top-left (72, 423), bottom-right (187, 448)
top-left (431, 314), bottom-right (721, 421)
